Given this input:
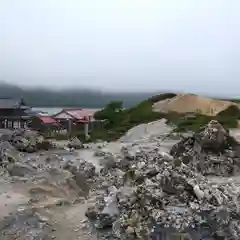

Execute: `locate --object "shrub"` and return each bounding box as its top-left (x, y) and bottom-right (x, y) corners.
top-left (217, 105), bottom-right (240, 118)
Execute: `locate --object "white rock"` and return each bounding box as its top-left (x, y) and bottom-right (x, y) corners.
top-left (159, 151), bottom-right (173, 160)
top-left (156, 173), bottom-right (162, 181)
top-left (193, 185), bottom-right (205, 200)
top-left (137, 161), bottom-right (145, 169)
top-left (126, 226), bottom-right (135, 234)
top-left (102, 187), bottom-right (119, 216)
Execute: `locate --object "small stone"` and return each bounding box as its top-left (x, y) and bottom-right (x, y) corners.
top-left (126, 226), bottom-right (135, 235)
top-left (193, 185), bottom-right (205, 200)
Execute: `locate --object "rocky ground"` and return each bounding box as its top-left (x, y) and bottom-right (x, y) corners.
top-left (0, 130), bottom-right (96, 240)
top-left (1, 121), bottom-right (240, 239)
top-left (84, 120), bottom-right (240, 240)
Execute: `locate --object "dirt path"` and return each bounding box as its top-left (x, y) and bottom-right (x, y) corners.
top-left (46, 203), bottom-right (96, 240)
top-left (0, 178), bottom-right (30, 220)
top-left (0, 175), bottom-right (96, 240)
top-left (0, 144), bottom-right (104, 239)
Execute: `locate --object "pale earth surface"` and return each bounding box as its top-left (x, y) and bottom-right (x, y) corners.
top-left (0, 120), bottom-right (240, 239)
top-left (152, 93), bottom-right (240, 116)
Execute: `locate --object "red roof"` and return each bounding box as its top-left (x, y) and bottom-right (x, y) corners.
top-left (64, 109), bottom-right (94, 120)
top-left (38, 116), bottom-right (57, 124)
top-left (53, 108), bottom-right (98, 123)
top-left (76, 119), bottom-right (89, 123)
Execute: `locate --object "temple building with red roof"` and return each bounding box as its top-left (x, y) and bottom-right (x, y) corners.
top-left (53, 108), bottom-right (97, 139)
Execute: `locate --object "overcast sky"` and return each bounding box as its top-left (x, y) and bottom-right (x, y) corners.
top-left (0, 0), bottom-right (239, 95)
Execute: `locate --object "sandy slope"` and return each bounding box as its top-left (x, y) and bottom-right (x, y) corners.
top-left (120, 119), bottom-right (173, 143)
top-left (152, 93), bottom-right (237, 116)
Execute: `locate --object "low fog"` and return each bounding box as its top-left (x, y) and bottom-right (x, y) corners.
top-left (0, 1), bottom-right (239, 96)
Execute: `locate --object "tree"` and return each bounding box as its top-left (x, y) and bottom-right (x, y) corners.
top-left (94, 101), bottom-right (124, 127)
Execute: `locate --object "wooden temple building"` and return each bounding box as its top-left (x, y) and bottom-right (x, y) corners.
top-left (0, 98), bottom-right (99, 139)
top-left (53, 108), bottom-right (96, 139)
top-left (0, 98), bottom-right (31, 129)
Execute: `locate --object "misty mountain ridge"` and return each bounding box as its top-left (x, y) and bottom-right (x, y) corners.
top-left (0, 82), bottom-right (156, 108)
top-left (0, 82), bottom-right (238, 108)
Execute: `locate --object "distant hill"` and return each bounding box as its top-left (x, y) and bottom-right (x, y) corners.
top-left (92, 93), bottom-right (240, 141)
top-left (152, 93), bottom-right (238, 116)
top-left (0, 83), bottom-right (156, 108)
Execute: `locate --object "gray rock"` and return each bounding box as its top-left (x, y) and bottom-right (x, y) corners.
top-left (100, 153), bottom-right (117, 169)
top-left (73, 171), bottom-right (90, 195)
top-left (67, 137), bottom-right (83, 149)
top-left (85, 206), bottom-right (98, 220)
top-left (7, 162), bottom-right (35, 177)
top-left (95, 213), bottom-right (117, 229)
top-left (170, 120), bottom-right (240, 176)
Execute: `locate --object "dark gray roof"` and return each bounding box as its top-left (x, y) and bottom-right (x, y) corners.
top-left (24, 109), bottom-right (40, 116)
top-left (0, 98), bottom-right (28, 109)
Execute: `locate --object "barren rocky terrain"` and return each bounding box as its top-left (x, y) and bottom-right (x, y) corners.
top-left (1, 120), bottom-right (240, 239)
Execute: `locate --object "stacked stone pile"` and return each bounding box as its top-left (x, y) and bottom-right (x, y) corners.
top-left (0, 129), bottom-right (53, 154)
top-left (170, 120), bottom-right (240, 176)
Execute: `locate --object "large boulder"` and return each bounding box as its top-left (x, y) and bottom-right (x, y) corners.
top-left (78, 160), bottom-right (96, 179)
top-left (67, 137), bottom-right (83, 149)
top-left (0, 141), bottom-right (23, 164)
top-left (86, 186), bottom-right (119, 229)
top-left (170, 120), bottom-right (240, 176)
top-left (194, 120), bottom-right (238, 153)
top-left (64, 159), bottom-right (96, 178)
top-left (4, 129), bottom-right (53, 153)
top-left (172, 120), bottom-right (240, 157)
top-left (7, 162), bottom-right (35, 177)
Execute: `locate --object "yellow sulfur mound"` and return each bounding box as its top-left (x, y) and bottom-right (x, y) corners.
top-left (152, 93), bottom-right (238, 116)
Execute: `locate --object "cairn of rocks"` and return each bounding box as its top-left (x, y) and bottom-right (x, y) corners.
top-left (170, 120), bottom-right (240, 176)
top-left (0, 129), bottom-right (53, 154)
top-left (0, 129), bottom-right (56, 169)
top-left (67, 136), bottom-right (83, 149)
top-left (85, 120), bottom-right (240, 239)
top-left (0, 128), bottom-right (97, 200)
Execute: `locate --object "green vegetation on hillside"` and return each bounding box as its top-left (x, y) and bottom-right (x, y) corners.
top-left (92, 93), bottom-right (176, 141)
top-left (221, 98), bottom-right (240, 104)
top-left (92, 94), bottom-right (240, 141)
top-left (174, 105), bottom-right (240, 131)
